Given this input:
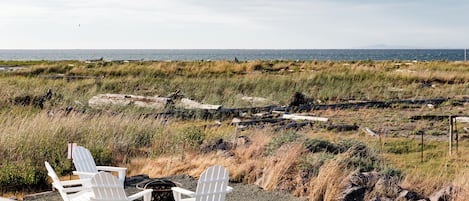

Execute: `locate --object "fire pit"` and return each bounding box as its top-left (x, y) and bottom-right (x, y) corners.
top-left (136, 179), bottom-right (176, 201)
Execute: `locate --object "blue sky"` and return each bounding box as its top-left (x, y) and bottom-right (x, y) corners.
top-left (1, 0), bottom-right (468, 49)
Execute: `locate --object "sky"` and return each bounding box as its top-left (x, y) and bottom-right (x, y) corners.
top-left (1, 0), bottom-right (468, 49)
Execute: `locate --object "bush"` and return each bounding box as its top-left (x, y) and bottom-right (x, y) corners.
top-left (180, 126), bottom-right (205, 149)
top-left (89, 148), bottom-right (113, 166)
top-left (304, 138), bottom-right (338, 153)
top-left (381, 167), bottom-right (404, 179)
top-left (264, 132), bottom-right (300, 156)
top-left (0, 163), bottom-right (48, 193)
top-left (336, 142), bottom-right (378, 172)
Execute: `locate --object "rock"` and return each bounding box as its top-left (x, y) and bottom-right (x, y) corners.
top-left (395, 190), bottom-right (426, 201)
top-left (125, 174), bottom-right (150, 186)
top-left (372, 176), bottom-right (402, 198)
top-left (348, 171), bottom-right (381, 188)
top-left (340, 186), bottom-right (366, 201)
top-left (429, 186), bottom-right (452, 201)
top-left (339, 172), bottom-right (380, 201)
top-left (201, 138), bottom-right (234, 153)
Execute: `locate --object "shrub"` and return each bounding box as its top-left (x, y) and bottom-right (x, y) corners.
top-left (304, 138), bottom-right (338, 153)
top-left (381, 167), bottom-right (404, 179)
top-left (0, 162), bottom-right (48, 193)
top-left (180, 126), bottom-right (205, 149)
top-left (264, 132), bottom-right (300, 156)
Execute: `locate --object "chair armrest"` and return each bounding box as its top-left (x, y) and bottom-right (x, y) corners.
top-left (96, 166), bottom-right (127, 172)
top-left (60, 179), bottom-right (91, 187)
top-left (127, 189), bottom-right (153, 201)
top-left (61, 186), bottom-right (89, 193)
top-left (73, 171), bottom-right (96, 177)
top-left (227, 186), bottom-right (233, 192)
top-left (171, 187), bottom-right (196, 197)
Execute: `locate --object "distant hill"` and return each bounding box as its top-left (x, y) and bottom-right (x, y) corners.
top-left (358, 44), bottom-right (424, 49)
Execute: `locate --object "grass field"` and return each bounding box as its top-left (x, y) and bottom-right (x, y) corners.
top-left (0, 60), bottom-right (468, 199)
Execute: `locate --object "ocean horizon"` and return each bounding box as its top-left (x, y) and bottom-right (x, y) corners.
top-left (0, 49), bottom-right (467, 61)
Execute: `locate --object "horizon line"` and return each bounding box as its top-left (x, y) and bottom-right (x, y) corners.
top-left (0, 48), bottom-right (467, 50)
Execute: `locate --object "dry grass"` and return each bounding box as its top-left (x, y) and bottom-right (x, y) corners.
top-left (1, 60), bottom-right (469, 199)
top-left (308, 152), bottom-right (351, 201)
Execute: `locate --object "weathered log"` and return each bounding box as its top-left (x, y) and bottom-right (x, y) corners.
top-left (88, 94), bottom-right (170, 109)
top-left (39, 75), bottom-right (100, 80)
top-left (410, 115), bottom-right (469, 122)
top-left (282, 114), bottom-right (328, 122)
top-left (287, 98), bottom-right (448, 112)
top-left (455, 117), bottom-right (469, 123)
top-left (410, 115), bottom-right (449, 121)
top-left (326, 124), bottom-right (359, 132)
top-left (180, 98), bottom-right (222, 110)
top-left (274, 121), bottom-right (313, 131)
top-left (241, 96), bottom-right (271, 104)
top-left (231, 118), bottom-right (286, 126)
top-left (363, 127), bottom-right (377, 136)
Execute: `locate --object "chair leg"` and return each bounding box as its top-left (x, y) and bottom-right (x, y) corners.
top-left (118, 170), bottom-right (126, 185)
top-left (172, 191), bottom-right (182, 201)
top-left (143, 192), bottom-right (152, 201)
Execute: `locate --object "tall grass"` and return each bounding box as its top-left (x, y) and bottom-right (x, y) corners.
top-left (0, 108), bottom-right (169, 193)
top-left (1, 60), bottom-right (469, 198)
top-left (2, 60), bottom-right (468, 108)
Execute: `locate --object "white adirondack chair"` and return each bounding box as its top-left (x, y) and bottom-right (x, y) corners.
top-left (72, 146), bottom-right (127, 185)
top-left (44, 161), bottom-right (93, 201)
top-left (90, 172), bottom-right (152, 201)
top-left (171, 165), bottom-right (233, 201)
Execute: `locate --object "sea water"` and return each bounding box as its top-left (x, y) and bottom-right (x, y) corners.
top-left (0, 49), bottom-right (466, 61)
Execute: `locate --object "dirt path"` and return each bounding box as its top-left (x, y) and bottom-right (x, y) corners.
top-left (22, 175), bottom-right (306, 201)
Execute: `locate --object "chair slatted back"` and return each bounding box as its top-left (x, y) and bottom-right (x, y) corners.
top-left (194, 165), bottom-right (230, 201)
top-left (44, 161), bottom-right (70, 201)
top-left (72, 146), bottom-right (98, 179)
top-left (90, 172), bottom-right (128, 201)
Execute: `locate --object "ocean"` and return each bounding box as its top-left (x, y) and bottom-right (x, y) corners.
top-left (0, 49), bottom-right (466, 61)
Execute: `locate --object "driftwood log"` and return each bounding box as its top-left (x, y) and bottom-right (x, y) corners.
top-left (88, 94), bottom-right (170, 109)
top-left (179, 98), bottom-right (222, 110)
top-left (282, 98), bottom-right (449, 112)
top-left (410, 115), bottom-right (469, 122)
top-left (282, 114), bottom-right (328, 122)
top-left (39, 75), bottom-right (101, 80)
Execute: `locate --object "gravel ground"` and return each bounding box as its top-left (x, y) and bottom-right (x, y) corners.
top-left (21, 175), bottom-right (306, 201)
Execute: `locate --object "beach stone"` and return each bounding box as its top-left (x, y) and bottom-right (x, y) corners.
top-left (395, 190), bottom-right (426, 201)
top-left (201, 138), bottom-right (234, 153)
top-left (341, 186), bottom-right (366, 201)
top-left (429, 185), bottom-right (452, 201)
top-left (372, 176), bottom-right (402, 198)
